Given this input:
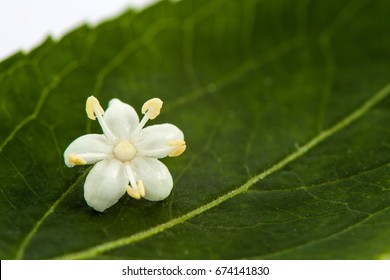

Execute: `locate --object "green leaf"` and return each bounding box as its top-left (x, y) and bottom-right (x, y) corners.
top-left (1, 0), bottom-right (390, 260)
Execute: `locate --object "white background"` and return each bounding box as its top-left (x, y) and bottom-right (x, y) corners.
top-left (0, 0), bottom-right (158, 61)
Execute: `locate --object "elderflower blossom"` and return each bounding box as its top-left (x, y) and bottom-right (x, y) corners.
top-left (63, 96), bottom-right (186, 212)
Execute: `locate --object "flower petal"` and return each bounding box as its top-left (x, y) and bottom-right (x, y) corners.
top-left (136, 124), bottom-right (184, 158)
top-left (84, 159), bottom-right (128, 212)
top-left (64, 134), bottom-right (112, 167)
top-left (103, 98), bottom-right (139, 140)
top-left (131, 157), bottom-right (173, 201)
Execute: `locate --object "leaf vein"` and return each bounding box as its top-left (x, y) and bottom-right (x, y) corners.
top-left (248, 159), bottom-right (390, 194)
top-left (15, 167), bottom-right (91, 259)
top-left (0, 61), bottom-right (79, 153)
top-left (256, 203), bottom-right (390, 259)
top-left (182, 0), bottom-right (227, 87)
top-left (92, 17), bottom-right (182, 97)
top-left (166, 38), bottom-right (303, 112)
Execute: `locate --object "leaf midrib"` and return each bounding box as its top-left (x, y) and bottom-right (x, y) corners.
top-left (54, 81), bottom-right (390, 259)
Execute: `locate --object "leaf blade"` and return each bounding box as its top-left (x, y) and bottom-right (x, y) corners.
top-left (1, 0), bottom-right (390, 260)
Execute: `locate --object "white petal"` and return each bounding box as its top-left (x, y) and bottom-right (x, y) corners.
top-left (131, 157), bottom-right (173, 201)
top-left (136, 124), bottom-right (184, 158)
top-left (64, 134), bottom-right (112, 167)
top-left (84, 159), bottom-right (128, 212)
top-left (103, 98), bottom-right (139, 140)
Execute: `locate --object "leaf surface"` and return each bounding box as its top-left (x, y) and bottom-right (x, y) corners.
top-left (1, 0), bottom-right (390, 259)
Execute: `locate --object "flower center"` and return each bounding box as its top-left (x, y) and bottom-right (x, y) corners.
top-left (113, 140), bottom-right (136, 162)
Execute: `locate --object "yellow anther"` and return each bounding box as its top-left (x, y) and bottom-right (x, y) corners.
top-left (126, 181), bottom-right (145, 199)
top-left (126, 185), bottom-right (141, 200)
top-left (168, 139), bottom-right (186, 157)
top-left (137, 180), bottom-right (145, 197)
top-left (67, 154), bottom-right (87, 165)
top-left (86, 96), bottom-right (104, 120)
top-left (141, 98), bottom-right (163, 120)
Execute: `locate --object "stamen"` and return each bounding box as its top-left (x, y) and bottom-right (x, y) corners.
top-left (134, 98), bottom-right (164, 135)
top-left (67, 153), bottom-right (86, 165)
top-left (124, 164), bottom-right (145, 200)
top-left (85, 96), bottom-right (116, 142)
top-left (86, 96), bottom-right (104, 120)
top-left (137, 180), bottom-right (145, 197)
top-left (126, 185), bottom-right (141, 200)
top-left (168, 139), bottom-right (186, 157)
top-left (141, 98), bottom-right (163, 120)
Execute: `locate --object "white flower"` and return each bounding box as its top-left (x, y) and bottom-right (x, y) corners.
top-left (64, 96), bottom-right (186, 212)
